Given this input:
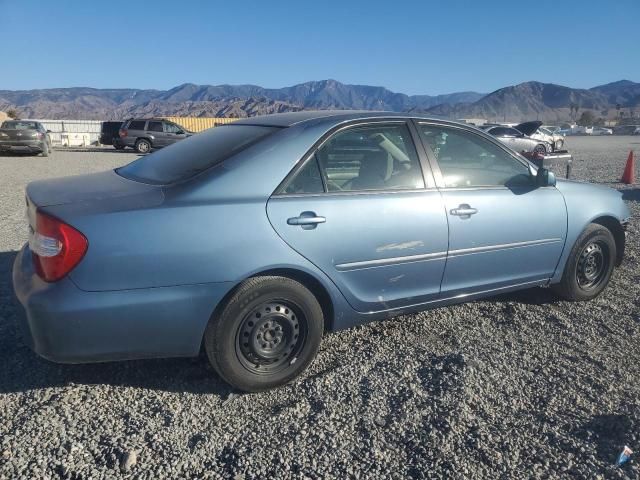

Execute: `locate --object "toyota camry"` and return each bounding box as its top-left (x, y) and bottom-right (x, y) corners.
top-left (13, 111), bottom-right (630, 392)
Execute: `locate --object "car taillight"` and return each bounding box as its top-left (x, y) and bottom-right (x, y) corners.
top-left (119, 129), bottom-right (128, 138)
top-left (30, 211), bottom-right (88, 282)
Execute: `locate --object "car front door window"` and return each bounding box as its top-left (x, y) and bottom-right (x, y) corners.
top-left (418, 125), bottom-right (531, 188)
top-left (164, 122), bottom-right (182, 134)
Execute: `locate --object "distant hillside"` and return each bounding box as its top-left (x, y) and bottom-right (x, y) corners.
top-left (0, 79), bottom-right (637, 122)
top-left (0, 80), bottom-right (483, 120)
top-left (426, 80), bottom-right (640, 122)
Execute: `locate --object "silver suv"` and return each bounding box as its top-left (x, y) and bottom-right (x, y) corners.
top-left (117, 119), bottom-right (192, 153)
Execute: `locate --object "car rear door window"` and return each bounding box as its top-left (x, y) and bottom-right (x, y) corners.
top-left (147, 121), bottom-right (163, 132)
top-left (280, 156), bottom-right (325, 194)
top-left (418, 124), bottom-right (531, 188)
top-left (117, 125), bottom-right (279, 185)
top-left (316, 124), bottom-right (424, 192)
top-left (128, 120), bottom-right (146, 130)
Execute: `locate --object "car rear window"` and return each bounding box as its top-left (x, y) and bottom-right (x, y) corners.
top-left (117, 125), bottom-right (280, 185)
top-left (1, 121), bottom-right (38, 130)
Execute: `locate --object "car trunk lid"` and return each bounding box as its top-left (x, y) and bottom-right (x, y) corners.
top-left (0, 128), bottom-right (42, 141)
top-left (26, 169), bottom-right (162, 207)
top-left (514, 121), bottom-right (543, 136)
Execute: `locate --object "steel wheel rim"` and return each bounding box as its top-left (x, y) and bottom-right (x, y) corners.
top-left (534, 145), bottom-right (546, 155)
top-left (139, 141), bottom-right (149, 152)
top-left (576, 241), bottom-right (608, 291)
top-left (235, 301), bottom-right (306, 375)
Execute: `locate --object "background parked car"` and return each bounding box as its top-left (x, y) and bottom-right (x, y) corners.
top-left (515, 121), bottom-right (565, 151)
top-left (118, 118), bottom-right (193, 153)
top-left (0, 120), bottom-right (52, 156)
top-left (612, 125), bottom-right (640, 135)
top-left (590, 127), bottom-right (613, 135)
top-left (480, 124), bottom-right (552, 155)
top-left (99, 121), bottom-right (124, 148)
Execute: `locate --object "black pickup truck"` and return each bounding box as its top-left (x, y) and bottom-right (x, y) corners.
top-left (0, 120), bottom-right (52, 156)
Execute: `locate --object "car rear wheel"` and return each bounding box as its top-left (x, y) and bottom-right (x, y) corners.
top-left (135, 138), bottom-right (151, 154)
top-left (204, 276), bottom-right (324, 392)
top-left (553, 223), bottom-right (616, 301)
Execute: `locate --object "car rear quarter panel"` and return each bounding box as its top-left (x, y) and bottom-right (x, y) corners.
top-left (44, 121), bottom-right (358, 329)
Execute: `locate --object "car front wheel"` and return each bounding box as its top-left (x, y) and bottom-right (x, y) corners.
top-left (553, 223), bottom-right (616, 301)
top-left (533, 144), bottom-right (547, 155)
top-left (205, 276), bottom-right (324, 392)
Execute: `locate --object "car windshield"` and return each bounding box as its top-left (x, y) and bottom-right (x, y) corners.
top-left (117, 124), bottom-right (280, 185)
top-left (1, 121), bottom-right (38, 130)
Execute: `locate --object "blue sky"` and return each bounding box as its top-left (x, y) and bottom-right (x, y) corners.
top-left (1, 0), bottom-right (638, 95)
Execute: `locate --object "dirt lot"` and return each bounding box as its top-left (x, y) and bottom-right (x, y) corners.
top-left (1, 137), bottom-right (639, 479)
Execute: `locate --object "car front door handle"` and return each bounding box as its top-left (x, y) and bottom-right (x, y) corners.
top-left (287, 211), bottom-right (326, 229)
top-left (450, 204), bottom-right (478, 218)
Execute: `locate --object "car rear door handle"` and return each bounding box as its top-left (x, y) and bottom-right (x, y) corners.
top-left (450, 204), bottom-right (478, 218)
top-left (287, 211), bottom-right (326, 229)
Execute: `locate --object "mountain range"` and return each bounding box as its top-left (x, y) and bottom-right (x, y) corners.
top-left (0, 79), bottom-right (638, 122)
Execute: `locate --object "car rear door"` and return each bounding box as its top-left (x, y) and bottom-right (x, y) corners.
top-left (415, 121), bottom-right (567, 297)
top-left (266, 121), bottom-right (449, 313)
top-left (147, 121), bottom-right (167, 146)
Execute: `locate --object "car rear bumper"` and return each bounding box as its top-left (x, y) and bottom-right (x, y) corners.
top-left (12, 244), bottom-right (233, 363)
top-left (0, 140), bottom-right (45, 153)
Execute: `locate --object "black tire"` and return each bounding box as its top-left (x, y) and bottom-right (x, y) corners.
top-left (40, 142), bottom-right (49, 157)
top-left (113, 140), bottom-right (125, 150)
top-left (533, 144), bottom-right (547, 155)
top-left (135, 138), bottom-right (151, 154)
top-left (205, 276), bottom-right (324, 392)
top-left (553, 223), bottom-right (616, 301)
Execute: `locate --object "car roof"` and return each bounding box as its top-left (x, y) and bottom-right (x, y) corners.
top-left (231, 110), bottom-right (453, 128)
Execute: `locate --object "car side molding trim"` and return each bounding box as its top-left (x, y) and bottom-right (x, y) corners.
top-left (335, 238), bottom-right (563, 272)
top-left (335, 251), bottom-right (447, 271)
top-left (448, 238), bottom-right (563, 258)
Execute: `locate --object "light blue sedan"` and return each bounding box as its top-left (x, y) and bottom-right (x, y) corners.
top-left (13, 111), bottom-right (630, 391)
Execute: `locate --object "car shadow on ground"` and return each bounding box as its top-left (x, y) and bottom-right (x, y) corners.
top-left (486, 286), bottom-right (559, 305)
top-left (0, 250), bottom-right (230, 397)
top-left (621, 188), bottom-right (640, 202)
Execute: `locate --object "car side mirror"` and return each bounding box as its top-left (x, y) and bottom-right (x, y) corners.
top-left (536, 167), bottom-right (556, 187)
top-left (46, 130), bottom-right (52, 133)
top-left (176, 130), bottom-right (184, 135)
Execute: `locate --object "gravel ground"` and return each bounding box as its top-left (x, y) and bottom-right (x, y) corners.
top-left (0, 137), bottom-right (639, 479)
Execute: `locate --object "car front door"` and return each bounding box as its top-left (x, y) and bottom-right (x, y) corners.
top-left (163, 121), bottom-right (187, 145)
top-left (267, 121), bottom-right (449, 313)
top-left (416, 122), bottom-right (567, 297)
